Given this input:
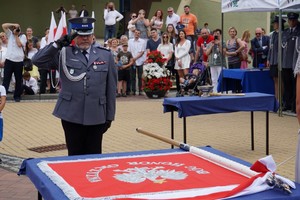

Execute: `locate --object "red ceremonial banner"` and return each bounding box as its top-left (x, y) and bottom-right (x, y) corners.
top-left (39, 152), bottom-right (250, 199)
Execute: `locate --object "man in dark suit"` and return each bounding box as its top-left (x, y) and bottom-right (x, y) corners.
top-left (251, 27), bottom-right (270, 68)
top-left (282, 12), bottom-right (300, 112)
top-left (32, 17), bottom-right (117, 155)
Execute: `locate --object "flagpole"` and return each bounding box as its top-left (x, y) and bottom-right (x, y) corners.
top-left (136, 128), bottom-right (257, 177)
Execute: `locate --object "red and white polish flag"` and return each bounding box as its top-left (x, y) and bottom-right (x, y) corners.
top-left (54, 11), bottom-right (67, 41)
top-left (47, 12), bottom-right (57, 44)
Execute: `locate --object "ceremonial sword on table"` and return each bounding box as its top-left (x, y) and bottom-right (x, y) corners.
top-left (136, 128), bottom-right (293, 194)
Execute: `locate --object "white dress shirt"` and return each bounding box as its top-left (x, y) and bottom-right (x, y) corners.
top-left (104, 9), bottom-right (124, 26)
top-left (128, 38), bottom-right (146, 66)
top-left (166, 13), bottom-right (180, 34)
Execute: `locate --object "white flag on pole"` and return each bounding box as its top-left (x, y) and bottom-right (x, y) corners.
top-left (54, 11), bottom-right (68, 41)
top-left (47, 12), bottom-right (57, 44)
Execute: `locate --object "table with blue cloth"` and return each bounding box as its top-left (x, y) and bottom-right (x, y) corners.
top-left (217, 69), bottom-right (275, 94)
top-left (163, 92), bottom-right (279, 155)
top-left (19, 146), bottom-right (300, 200)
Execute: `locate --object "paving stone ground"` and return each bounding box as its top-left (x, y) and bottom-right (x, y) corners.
top-left (0, 91), bottom-right (299, 199)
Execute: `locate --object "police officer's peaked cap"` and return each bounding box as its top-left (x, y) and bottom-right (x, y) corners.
top-left (69, 17), bottom-right (96, 35)
top-left (287, 12), bottom-right (299, 20)
top-left (272, 16), bottom-right (286, 24)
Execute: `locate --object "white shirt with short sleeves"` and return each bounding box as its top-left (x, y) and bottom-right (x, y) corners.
top-left (128, 38), bottom-right (146, 66)
top-left (166, 13), bottom-right (180, 34)
top-left (5, 30), bottom-right (27, 62)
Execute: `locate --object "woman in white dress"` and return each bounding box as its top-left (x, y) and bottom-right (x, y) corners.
top-left (174, 30), bottom-right (191, 79)
top-left (157, 32), bottom-right (173, 66)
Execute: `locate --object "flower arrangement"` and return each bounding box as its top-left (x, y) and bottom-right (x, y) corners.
top-left (143, 62), bottom-right (172, 93)
top-left (143, 50), bottom-right (172, 96)
top-left (146, 50), bottom-right (167, 67)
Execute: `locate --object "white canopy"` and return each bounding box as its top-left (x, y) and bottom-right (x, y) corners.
top-left (222, 0), bottom-right (300, 13)
top-left (222, 0), bottom-right (280, 13)
top-left (280, 0), bottom-right (300, 10)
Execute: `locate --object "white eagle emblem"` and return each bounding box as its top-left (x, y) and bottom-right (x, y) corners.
top-left (113, 167), bottom-right (188, 184)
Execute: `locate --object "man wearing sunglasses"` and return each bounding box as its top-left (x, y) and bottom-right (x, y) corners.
top-left (250, 27), bottom-right (269, 68)
top-left (166, 7), bottom-right (180, 34)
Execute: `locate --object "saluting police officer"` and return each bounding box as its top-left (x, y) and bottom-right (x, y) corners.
top-left (32, 17), bottom-right (117, 156)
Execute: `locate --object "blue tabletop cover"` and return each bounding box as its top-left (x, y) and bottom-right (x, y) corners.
top-left (163, 92), bottom-right (279, 118)
top-left (217, 69), bottom-right (275, 94)
top-left (20, 146), bottom-right (300, 200)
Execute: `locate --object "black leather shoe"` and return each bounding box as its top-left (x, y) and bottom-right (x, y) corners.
top-left (14, 98), bottom-right (21, 102)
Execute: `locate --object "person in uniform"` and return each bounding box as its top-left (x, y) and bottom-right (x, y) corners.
top-left (32, 17), bottom-right (117, 156)
top-left (282, 12), bottom-right (300, 112)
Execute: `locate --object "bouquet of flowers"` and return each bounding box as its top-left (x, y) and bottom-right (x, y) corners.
top-left (146, 50), bottom-right (167, 67)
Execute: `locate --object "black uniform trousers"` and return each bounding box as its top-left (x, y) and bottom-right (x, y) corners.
top-left (282, 68), bottom-right (296, 110)
top-left (61, 120), bottom-right (105, 156)
top-left (38, 69), bottom-right (56, 94)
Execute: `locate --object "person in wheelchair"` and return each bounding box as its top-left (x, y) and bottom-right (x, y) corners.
top-left (178, 62), bottom-right (206, 96)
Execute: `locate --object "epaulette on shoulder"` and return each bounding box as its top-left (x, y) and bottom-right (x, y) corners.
top-left (96, 46), bottom-right (111, 52)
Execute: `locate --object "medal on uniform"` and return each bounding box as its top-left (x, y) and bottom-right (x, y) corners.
top-left (70, 69), bottom-right (74, 74)
top-left (93, 65), bottom-right (97, 70)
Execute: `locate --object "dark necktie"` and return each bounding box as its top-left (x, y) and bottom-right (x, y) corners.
top-left (258, 38), bottom-right (262, 47)
top-left (82, 50), bottom-right (88, 62)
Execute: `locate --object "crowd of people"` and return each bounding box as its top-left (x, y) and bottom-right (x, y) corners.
top-left (0, 2), bottom-right (299, 115)
top-left (0, 1), bottom-right (299, 181)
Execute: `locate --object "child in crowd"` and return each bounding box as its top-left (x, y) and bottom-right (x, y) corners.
top-left (22, 72), bottom-right (39, 95)
top-left (116, 43), bottom-right (133, 97)
top-left (179, 62), bottom-right (206, 96)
